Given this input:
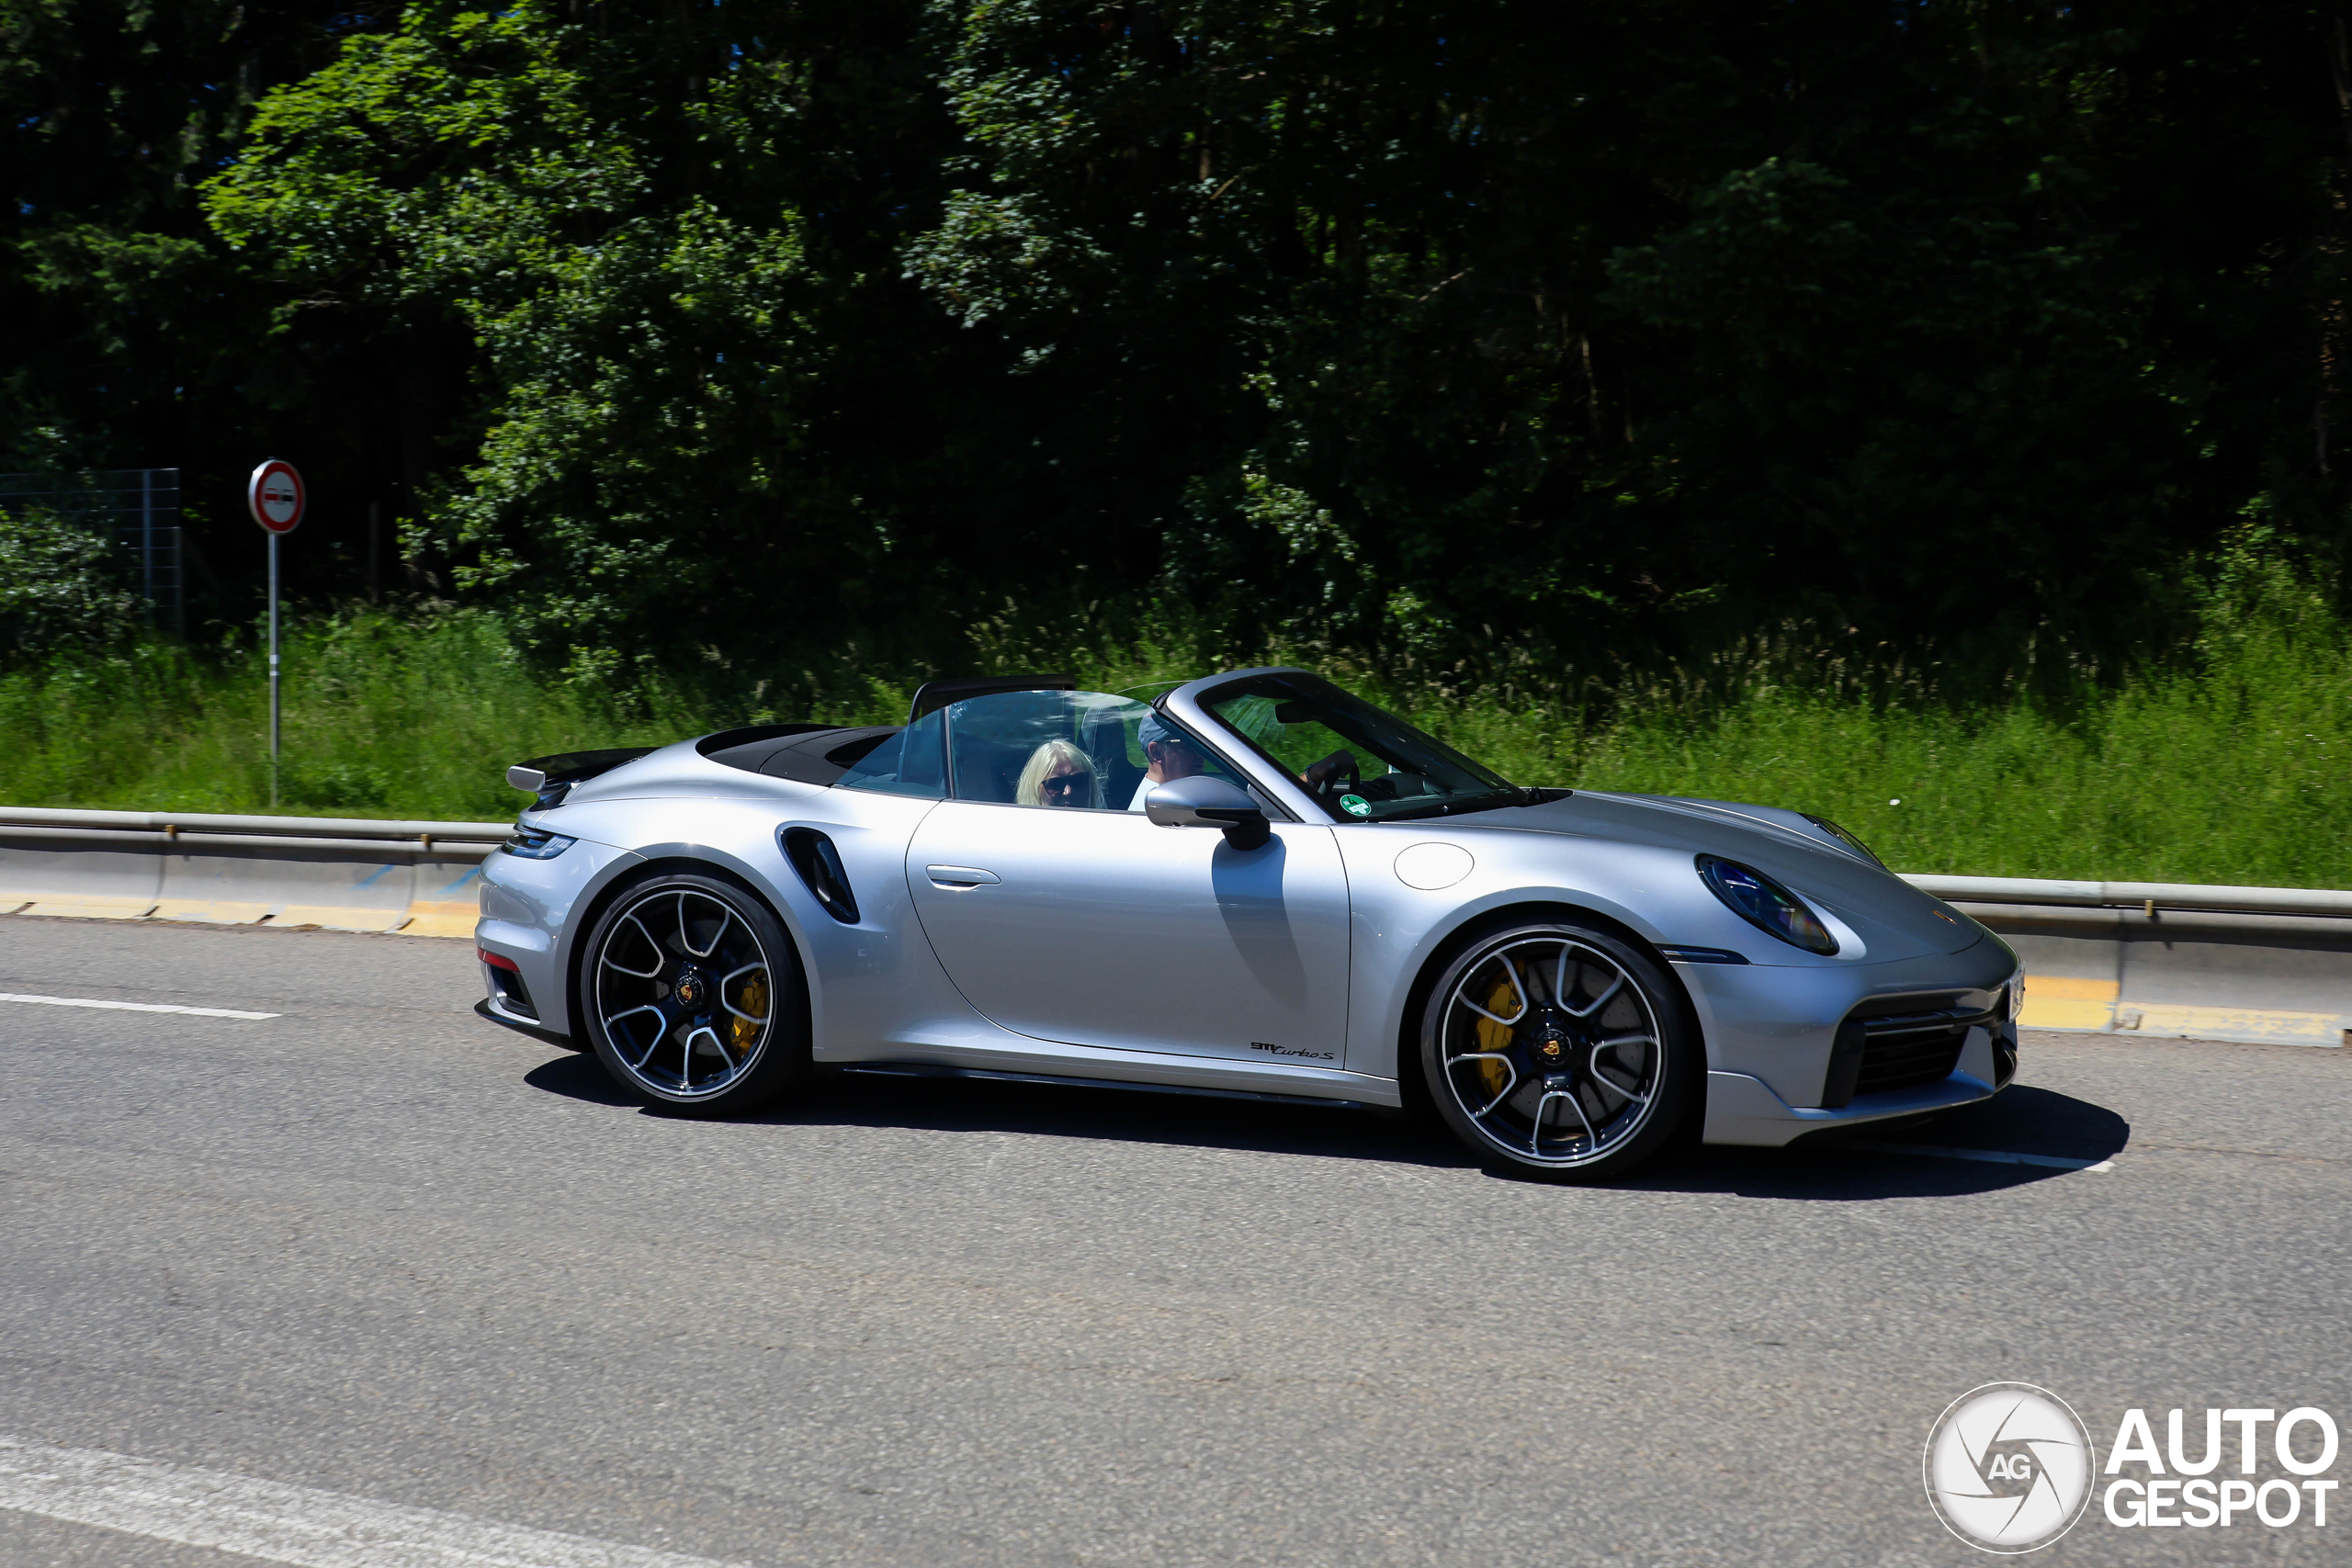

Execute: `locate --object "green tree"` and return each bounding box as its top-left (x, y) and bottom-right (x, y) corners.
top-left (908, 2), bottom-right (2352, 676)
top-left (2, 0), bottom-right (406, 612)
top-left (11, 0), bottom-right (2336, 686)
top-left (201, 0), bottom-right (1000, 677)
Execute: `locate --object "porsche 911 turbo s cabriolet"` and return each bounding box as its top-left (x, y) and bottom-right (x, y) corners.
top-left (476, 668), bottom-right (2020, 1179)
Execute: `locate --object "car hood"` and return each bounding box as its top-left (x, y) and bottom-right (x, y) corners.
top-left (1476, 789), bottom-right (1988, 959)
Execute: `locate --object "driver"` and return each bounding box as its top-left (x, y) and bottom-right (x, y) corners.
top-left (1125, 712), bottom-right (1205, 810)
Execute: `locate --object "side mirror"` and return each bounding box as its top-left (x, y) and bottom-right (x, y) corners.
top-left (1145, 775), bottom-right (1272, 851)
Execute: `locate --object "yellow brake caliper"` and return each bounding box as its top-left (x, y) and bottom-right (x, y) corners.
top-left (730, 973), bottom-right (768, 1055)
top-left (1466, 963), bottom-right (1520, 1098)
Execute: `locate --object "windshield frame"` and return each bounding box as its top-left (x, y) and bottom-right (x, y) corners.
top-left (1174, 668), bottom-right (1530, 824)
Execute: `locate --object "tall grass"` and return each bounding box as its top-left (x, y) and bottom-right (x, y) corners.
top-left (0, 612), bottom-right (676, 819)
top-left (1573, 624), bottom-right (2350, 885)
top-left (5, 553), bottom-right (2350, 885)
top-left (1561, 540), bottom-right (2352, 885)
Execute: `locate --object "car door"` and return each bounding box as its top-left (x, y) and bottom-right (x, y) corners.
top-left (900, 689), bottom-right (1351, 1064)
top-left (908, 803), bottom-right (1351, 1063)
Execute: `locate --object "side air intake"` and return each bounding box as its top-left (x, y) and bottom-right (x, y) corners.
top-left (780, 828), bottom-right (860, 925)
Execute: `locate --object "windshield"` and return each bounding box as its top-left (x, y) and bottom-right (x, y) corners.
top-left (1197, 672), bottom-right (1523, 822)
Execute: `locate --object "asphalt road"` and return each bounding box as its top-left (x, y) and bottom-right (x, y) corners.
top-left (2, 915), bottom-right (2346, 1567)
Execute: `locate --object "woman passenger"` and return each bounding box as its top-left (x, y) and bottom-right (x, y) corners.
top-left (1015, 739), bottom-right (1102, 808)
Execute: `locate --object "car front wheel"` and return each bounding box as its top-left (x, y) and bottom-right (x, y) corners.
top-left (580, 871), bottom-right (808, 1115)
top-left (1419, 919), bottom-right (1700, 1180)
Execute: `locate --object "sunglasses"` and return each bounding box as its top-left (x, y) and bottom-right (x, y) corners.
top-left (1041, 774), bottom-right (1088, 796)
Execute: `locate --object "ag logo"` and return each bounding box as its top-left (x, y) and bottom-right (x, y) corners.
top-left (1924, 1382), bottom-right (2097, 1552)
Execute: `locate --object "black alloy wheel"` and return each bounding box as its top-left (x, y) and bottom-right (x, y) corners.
top-left (1419, 919), bottom-right (1701, 1179)
top-left (580, 871), bottom-right (808, 1114)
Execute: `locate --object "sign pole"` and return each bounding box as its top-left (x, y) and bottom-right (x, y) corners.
top-left (268, 531), bottom-right (281, 807)
top-left (245, 460), bottom-right (307, 810)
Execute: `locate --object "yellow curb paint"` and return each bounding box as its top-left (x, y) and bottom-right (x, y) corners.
top-left (2122, 1003), bottom-right (2344, 1045)
top-left (2018, 975), bottom-right (2346, 1045)
top-left (149, 901), bottom-right (277, 925)
top-left (7, 895), bottom-right (475, 936)
top-left (10, 897), bottom-right (158, 920)
top-left (2026, 975), bottom-right (2120, 1001)
top-left (275, 905), bottom-right (407, 933)
top-left (397, 901), bottom-right (480, 939)
top-left (2019, 995), bottom-right (2116, 1031)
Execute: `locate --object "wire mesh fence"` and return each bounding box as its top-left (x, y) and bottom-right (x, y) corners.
top-left (0, 468), bottom-right (183, 634)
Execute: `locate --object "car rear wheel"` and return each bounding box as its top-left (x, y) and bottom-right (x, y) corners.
top-left (1419, 919), bottom-right (1699, 1180)
top-left (580, 871), bottom-right (808, 1115)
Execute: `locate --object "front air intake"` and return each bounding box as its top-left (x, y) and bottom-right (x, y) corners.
top-left (1820, 994), bottom-right (1995, 1108)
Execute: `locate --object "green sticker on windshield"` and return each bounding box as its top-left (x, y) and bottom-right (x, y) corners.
top-left (1340, 794), bottom-right (1371, 817)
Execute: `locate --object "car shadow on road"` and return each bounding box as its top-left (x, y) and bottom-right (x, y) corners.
top-left (522, 1052), bottom-right (2127, 1195)
top-left (1625, 1085), bottom-right (2132, 1201)
top-left (522, 1049), bottom-right (1477, 1168)
top-left (522, 1048), bottom-right (640, 1105)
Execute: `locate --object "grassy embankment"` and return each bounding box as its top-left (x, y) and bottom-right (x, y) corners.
top-left (3, 580), bottom-right (2348, 886)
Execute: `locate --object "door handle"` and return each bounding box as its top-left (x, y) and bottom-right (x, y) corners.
top-left (926, 865), bottom-right (1001, 889)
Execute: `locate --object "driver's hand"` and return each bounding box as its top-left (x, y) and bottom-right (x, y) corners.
top-left (1302, 750), bottom-right (1357, 789)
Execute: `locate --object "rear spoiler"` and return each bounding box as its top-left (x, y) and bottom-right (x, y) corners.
top-left (505, 747), bottom-right (656, 811)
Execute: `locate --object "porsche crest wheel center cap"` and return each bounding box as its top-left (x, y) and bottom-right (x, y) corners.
top-left (673, 970), bottom-right (707, 1010)
top-left (1521, 1010), bottom-right (1579, 1070)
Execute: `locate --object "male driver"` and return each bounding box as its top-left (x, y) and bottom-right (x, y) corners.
top-left (1126, 711), bottom-right (1205, 809)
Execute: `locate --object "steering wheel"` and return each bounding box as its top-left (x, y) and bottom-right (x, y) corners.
top-left (1305, 749), bottom-right (1360, 801)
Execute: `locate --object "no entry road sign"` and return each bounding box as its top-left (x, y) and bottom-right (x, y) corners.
top-left (247, 459), bottom-right (305, 535)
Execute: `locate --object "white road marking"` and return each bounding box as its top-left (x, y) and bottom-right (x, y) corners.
top-left (0, 1436), bottom-right (756, 1568)
top-left (0, 992), bottom-right (278, 1021)
top-left (1849, 1140), bottom-right (2116, 1173)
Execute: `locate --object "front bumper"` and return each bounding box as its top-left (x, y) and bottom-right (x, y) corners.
top-left (1679, 936), bottom-right (2022, 1147)
top-left (1701, 1032), bottom-right (2010, 1146)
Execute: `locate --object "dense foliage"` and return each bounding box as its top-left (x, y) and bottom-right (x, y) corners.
top-left (6, 2), bottom-right (2351, 684)
top-left (1, 0), bottom-right (400, 587)
top-left (0, 503), bottom-right (140, 653)
top-left (8, 540), bottom-right (2352, 887)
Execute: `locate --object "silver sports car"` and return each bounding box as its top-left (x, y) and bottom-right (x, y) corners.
top-left (477, 668), bottom-right (2019, 1179)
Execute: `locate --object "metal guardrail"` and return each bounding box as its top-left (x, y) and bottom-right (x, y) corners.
top-left (0, 807), bottom-right (509, 936)
top-left (1901, 874), bottom-right (2352, 919)
top-left (0, 807), bottom-right (508, 856)
top-left (1897, 874), bottom-right (2352, 1047)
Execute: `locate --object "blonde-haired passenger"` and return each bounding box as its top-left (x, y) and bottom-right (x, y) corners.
top-left (1016, 739), bottom-right (1102, 808)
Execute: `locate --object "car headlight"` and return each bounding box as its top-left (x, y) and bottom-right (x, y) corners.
top-left (1696, 854), bottom-right (1839, 955)
top-left (502, 827), bottom-right (577, 860)
top-left (1798, 812), bottom-right (1884, 868)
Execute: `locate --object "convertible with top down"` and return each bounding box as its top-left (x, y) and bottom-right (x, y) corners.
top-left (475, 667), bottom-right (2021, 1179)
